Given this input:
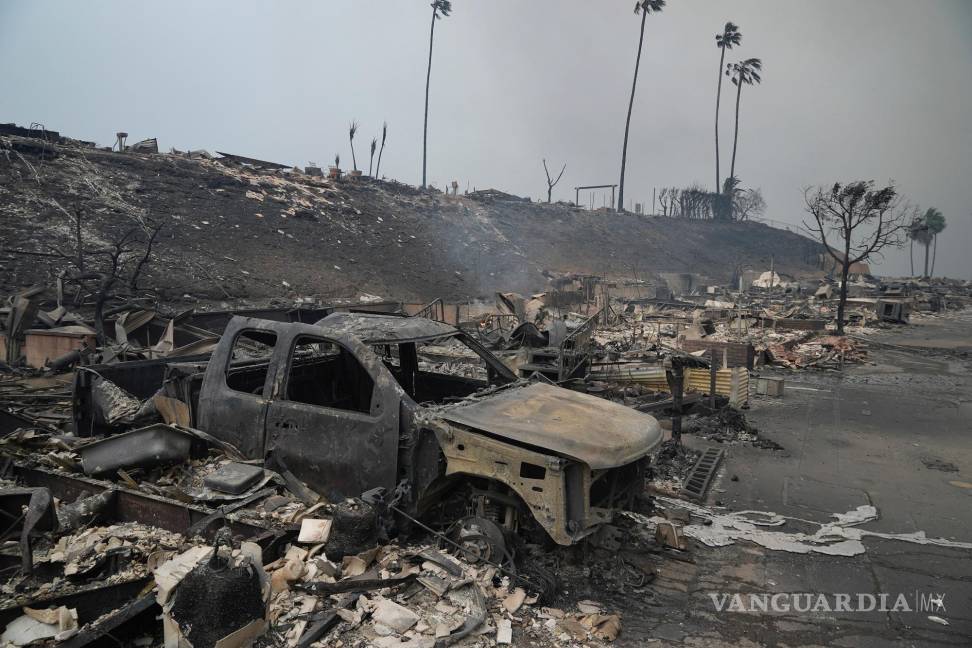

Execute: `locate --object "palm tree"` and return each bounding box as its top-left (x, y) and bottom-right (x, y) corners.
top-left (348, 121), bottom-right (359, 172)
top-left (908, 214), bottom-right (924, 276)
top-left (922, 207), bottom-right (945, 277)
top-left (422, 0), bottom-right (452, 189)
top-left (714, 22), bottom-right (741, 192)
top-left (726, 58), bottom-right (762, 183)
top-left (375, 122), bottom-right (388, 179)
top-left (617, 0), bottom-right (665, 213)
top-left (369, 137), bottom-right (377, 177)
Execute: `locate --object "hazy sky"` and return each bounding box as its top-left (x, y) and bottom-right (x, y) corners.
top-left (2, 1), bottom-right (970, 278)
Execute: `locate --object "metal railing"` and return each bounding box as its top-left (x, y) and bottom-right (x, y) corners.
top-left (413, 298), bottom-right (445, 322)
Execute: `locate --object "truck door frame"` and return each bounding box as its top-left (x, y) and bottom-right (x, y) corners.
top-left (197, 317), bottom-right (289, 459)
top-left (263, 323), bottom-right (402, 501)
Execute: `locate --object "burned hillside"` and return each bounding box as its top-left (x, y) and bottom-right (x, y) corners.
top-left (0, 133), bottom-right (821, 305)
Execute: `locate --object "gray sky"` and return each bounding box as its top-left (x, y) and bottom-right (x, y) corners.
top-left (2, 0), bottom-right (970, 278)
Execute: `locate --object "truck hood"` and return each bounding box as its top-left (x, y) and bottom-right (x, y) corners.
top-left (437, 382), bottom-right (662, 469)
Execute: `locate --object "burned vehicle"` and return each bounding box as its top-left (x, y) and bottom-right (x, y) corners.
top-left (76, 313), bottom-right (663, 546)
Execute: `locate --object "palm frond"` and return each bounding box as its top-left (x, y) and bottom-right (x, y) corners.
top-left (635, 0), bottom-right (665, 15)
top-left (349, 121), bottom-right (358, 140)
top-left (718, 22), bottom-right (742, 49)
top-left (433, 0), bottom-right (451, 18)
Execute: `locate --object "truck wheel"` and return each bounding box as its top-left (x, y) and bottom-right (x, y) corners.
top-left (453, 516), bottom-right (510, 566)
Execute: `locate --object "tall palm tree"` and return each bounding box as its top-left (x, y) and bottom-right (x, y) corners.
top-left (908, 215), bottom-right (930, 277)
top-left (422, 0), bottom-right (451, 189)
top-left (617, 0), bottom-right (665, 213)
top-left (726, 58), bottom-right (762, 183)
top-left (922, 207), bottom-right (945, 277)
top-left (714, 22), bottom-right (741, 193)
top-left (369, 137), bottom-right (377, 177)
top-left (908, 214), bottom-right (924, 276)
top-left (348, 121), bottom-right (359, 171)
top-left (375, 122), bottom-right (388, 179)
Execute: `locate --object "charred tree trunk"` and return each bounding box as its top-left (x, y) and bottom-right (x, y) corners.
top-left (715, 46), bottom-right (727, 192)
top-left (617, 9), bottom-right (647, 213)
top-left (422, 8), bottom-right (437, 189)
top-left (836, 237), bottom-right (851, 335)
top-left (729, 79), bottom-right (743, 182)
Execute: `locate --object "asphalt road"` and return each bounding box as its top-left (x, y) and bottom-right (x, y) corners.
top-left (620, 315), bottom-right (972, 647)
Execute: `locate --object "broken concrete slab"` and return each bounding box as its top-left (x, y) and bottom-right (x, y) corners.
top-left (371, 597), bottom-right (420, 634)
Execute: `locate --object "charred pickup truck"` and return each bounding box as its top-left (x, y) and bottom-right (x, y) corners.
top-left (74, 313), bottom-right (662, 546)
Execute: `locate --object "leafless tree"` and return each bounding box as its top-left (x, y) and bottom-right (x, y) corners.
top-left (667, 188), bottom-right (682, 217)
top-left (656, 188), bottom-right (669, 216)
top-left (50, 211), bottom-right (165, 344)
top-left (733, 188), bottom-right (766, 221)
top-left (128, 220), bottom-right (165, 291)
top-left (803, 181), bottom-right (911, 334)
top-left (542, 159), bottom-right (566, 204)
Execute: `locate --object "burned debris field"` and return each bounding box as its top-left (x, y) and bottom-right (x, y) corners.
top-left (2, 145), bottom-right (970, 647)
top-left (2, 2), bottom-right (972, 648)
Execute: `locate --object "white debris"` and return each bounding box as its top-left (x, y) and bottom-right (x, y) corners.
top-left (372, 597), bottom-right (420, 634)
top-left (643, 499), bottom-right (972, 556)
top-left (496, 618), bottom-right (513, 644)
top-left (296, 518), bottom-right (332, 544)
top-left (1, 607), bottom-right (78, 646)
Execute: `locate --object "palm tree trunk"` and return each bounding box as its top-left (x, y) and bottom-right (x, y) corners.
top-left (909, 238), bottom-right (914, 276)
top-left (376, 142), bottom-right (385, 179)
top-left (923, 241), bottom-right (930, 278)
top-left (729, 80), bottom-right (742, 182)
top-left (617, 10), bottom-right (647, 213)
top-left (715, 47), bottom-right (726, 192)
top-left (931, 234), bottom-right (938, 277)
top-left (422, 8), bottom-right (436, 189)
top-left (350, 141), bottom-right (357, 171)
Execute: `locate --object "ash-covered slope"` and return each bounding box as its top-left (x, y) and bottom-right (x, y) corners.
top-left (0, 134), bottom-right (821, 303)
